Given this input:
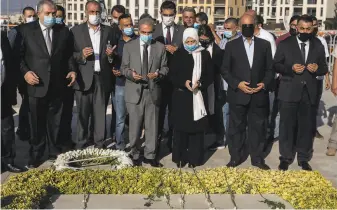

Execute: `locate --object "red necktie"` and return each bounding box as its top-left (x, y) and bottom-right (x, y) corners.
top-left (166, 26), bottom-right (171, 45)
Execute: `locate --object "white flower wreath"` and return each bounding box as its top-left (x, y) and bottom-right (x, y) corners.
top-left (53, 148), bottom-right (133, 171)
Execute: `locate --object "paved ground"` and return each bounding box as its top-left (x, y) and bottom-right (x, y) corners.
top-left (1, 88), bottom-right (337, 188)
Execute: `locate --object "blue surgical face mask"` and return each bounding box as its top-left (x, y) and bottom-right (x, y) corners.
top-left (184, 43), bottom-right (199, 52)
top-left (123, 27), bottom-right (134, 36)
top-left (224, 30), bottom-right (233, 39)
top-left (140, 34), bottom-right (152, 43)
top-left (43, 16), bottom-right (56, 28)
top-left (194, 23), bottom-right (200, 29)
top-left (55, 17), bottom-right (63, 24)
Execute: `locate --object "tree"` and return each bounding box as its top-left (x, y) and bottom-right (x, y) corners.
top-left (324, 2), bottom-right (337, 29)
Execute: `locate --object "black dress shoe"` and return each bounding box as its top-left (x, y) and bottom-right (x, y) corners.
top-left (132, 159), bottom-right (142, 167)
top-left (298, 161), bottom-right (312, 171)
top-left (24, 164), bottom-right (37, 170)
top-left (278, 161), bottom-right (289, 171)
top-left (252, 162), bottom-right (270, 170)
top-left (5, 164), bottom-right (24, 173)
top-left (143, 158), bottom-right (163, 168)
top-left (226, 160), bottom-right (241, 168)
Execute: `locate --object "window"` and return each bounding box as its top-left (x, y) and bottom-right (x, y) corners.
top-left (242, 0), bottom-right (244, 6)
top-left (235, 0), bottom-right (237, 5)
top-left (126, 9), bottom-right (129, 14)
top-left (207, 0), bottom-right (211, 3)
top-left (307, 8), bottom-right (316, 16)
top-left (320, 8), bottom-right (323, 16)
top-left (154, 9), bottom-right (158, 18)
top-left (280, 7), bottom-right (283, 16)
top-left (285, 7), bottom-right (289, 15)
top-left (117, 0), bottom-right (120, 5)
top-left (237, 8), bottom-right (239, 16)
top-left (68, 13), bottom-right (72, 19)
top-left (80, 4), bottom-right (83, 10)
top-left (135, 9), bottom-right (139, 17)
top-left (74, 13), bottom-right (77, 20)
top-left (74, 4), bottom-right (77, 10)
top-left (126, 0), bottom-right (129, 7)
top-left (68, 4), bottom-right (72, 10)
top-left (321, 0), bottom-right (324, 4)
top-left (206, 7), bottom-right (211, 15)
top-left (200, 0), bottom-right (204, 3)
top-left (229, 7), bottom-right (233, 16)
top-left (81, 13), bottom-right (84, 20)
top-left (178, 6), bottom-right (183, 14)
top-left (155, 0), bottom-right (158, 7)
top-left (200, 7), bottom-right (204, 12)
top-left (307, 0), bottom-right (317, 4)
top-left (145, 9), bottom-right (148, 14)
top-left (145, 0), bottom-right (148, 7)
top-left (192, 0), bottom-right (197, 3)
top-left (135, 0), bottom-right (139, 7)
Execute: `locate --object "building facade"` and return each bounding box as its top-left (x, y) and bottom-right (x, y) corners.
top-left (251, 0), bottom-right (333, 29)
top-left (176, 0), bottom-right (214, 23)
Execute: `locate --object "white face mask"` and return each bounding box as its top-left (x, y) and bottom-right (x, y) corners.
top-left (112, 18), bottom-right (118, 24)
top-left (26, 17), bottom-right (35, 23)
top-left (88, 15), bottom-right (100, 25)
top-left (162, 16), bottom-right (175, 26)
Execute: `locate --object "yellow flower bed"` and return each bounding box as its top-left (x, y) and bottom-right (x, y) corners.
top-left (1, 167), bottom-right (336, 209)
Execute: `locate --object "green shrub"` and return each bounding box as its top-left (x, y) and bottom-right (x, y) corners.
top-left (1, 167), bottom-right (336, 209)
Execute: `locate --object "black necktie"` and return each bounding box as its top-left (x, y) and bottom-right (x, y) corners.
top-left (142, 44), bottom-right (148, 79)
top-left (166, 26), bottom-right (171, 45)
top-left (300, 43), bottom-right (306, 62)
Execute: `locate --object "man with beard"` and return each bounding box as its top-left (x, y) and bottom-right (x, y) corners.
top-left (274, 15), bottom-right (328, 171)
top-left (182, 7), bottom-right (196, 28)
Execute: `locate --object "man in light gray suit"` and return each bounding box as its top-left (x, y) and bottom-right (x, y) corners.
top-left (121, 18), bottom-right (169, 167)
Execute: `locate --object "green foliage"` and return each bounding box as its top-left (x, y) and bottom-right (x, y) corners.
top-left (1, 167), bottom-right (337, 209)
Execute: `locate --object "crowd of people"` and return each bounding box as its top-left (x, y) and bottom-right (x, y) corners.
top-left (1, 0), bottom-right (336, 173)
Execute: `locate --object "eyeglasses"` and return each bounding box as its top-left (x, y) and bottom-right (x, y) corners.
top-left (162, 14), bottom-right (175, 17)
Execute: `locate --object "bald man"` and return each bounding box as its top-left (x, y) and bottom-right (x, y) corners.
top-left (221, 14), bottom-right (274, 170)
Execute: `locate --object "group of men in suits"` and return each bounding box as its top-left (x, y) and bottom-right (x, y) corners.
top-left (0, 0), bottom-right (331, 172)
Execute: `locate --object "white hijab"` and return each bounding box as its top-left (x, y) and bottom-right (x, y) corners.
top-left (183, 28), bottom-right (207, 121)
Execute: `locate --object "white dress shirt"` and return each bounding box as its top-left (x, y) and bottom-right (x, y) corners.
top-left (206, 42), bottom-right (213, 58)
top-left (88, 24), bottom-right (101, 72)
top-left (39, 21), bottom-right (53, 43)
top-left (296, 37), bottom-right (310, 63)
top-left (256, 28), bottom-right (276, 58)
top-left (162, 23), bottom-right (174, 44)
top-left (140, 39), bottom-right (151, 64)
top-left (0, 48), bottom-right (4, 86)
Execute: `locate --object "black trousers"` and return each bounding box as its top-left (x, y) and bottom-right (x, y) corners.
top-left (18, 92), bottom-right (30, 136)
top-left (279, 87), bottom-right (314, 163)
top-left (158, 82), bottom-right (173, 146)
top-left (28, 91), bottom-right (63, 164)
top-left (1, 103), bottom-right (16, 164)
top-left (172, 130), bottom-right (204, 166)
top-left (75, 74), bottom-right (110, 149)
top-left (58, 87), bottom-right (74, 151)
top-left (227, 101), bottom-right (268, 164)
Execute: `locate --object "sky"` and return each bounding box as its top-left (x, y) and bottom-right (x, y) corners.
top-left (1, 0), bottom-right (39, 14)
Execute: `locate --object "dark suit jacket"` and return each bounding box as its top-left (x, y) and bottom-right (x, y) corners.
top-left (211, 43), bottom-right (225, 100)
top-left (19, 21), bottom-right (74, 98)
top-left (71, 23), bottom-right (117, 93)
top-left (221, 36), bottom-right (274, 106)
top-left (1, 31), bottom-right (17, 118)
top-left (274, 36), bottom-right (328, 104)
top-left (153, 23), bottom-right (185, 48)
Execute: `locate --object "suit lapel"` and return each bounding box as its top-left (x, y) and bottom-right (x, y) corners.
top-left (33, 21), bottom-right (49, 56)
top-left (172, 24), bottom-right (179, 44)
top-left (238, 38), bottom-right (252, 70)
top-left (135, 38), bottom-right (142, 74)
top-left (306, 39), bottom-right (314, 65)
top-left (82, 23), bottom-right (93, 49)
top-left (148, 40), bottom-right (156, 70)
top-left (290, 36), bottom-right (305, 64)
top-left (99, 24), bottom-right (108, 56)
top-left (51, 26), bottom-right (60, 56)
top-left (251, 37), bottom-right (259, 70)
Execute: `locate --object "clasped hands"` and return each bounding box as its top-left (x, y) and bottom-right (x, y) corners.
top-left (292, 63), bottom-right (318, 74)
top-left (131, 69), bottom-right (158, 81)
top-left (24, 71), bottom-right (76, 87)
top-left (238, 81), bottom-right (264, 94)
top-left (82, 45), bottom-right (116, 59)
top-left (185, 80), bottom-right (200, 92)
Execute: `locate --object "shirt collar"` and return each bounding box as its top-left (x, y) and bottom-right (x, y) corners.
top-left (242, 36), bottom-right (255, 43)
top-left (88, 24), bottom-right (101, 33)
top-left (296, 36), bottom-right (309, 45)
top-left (39, 21), bottom-right (48, 31)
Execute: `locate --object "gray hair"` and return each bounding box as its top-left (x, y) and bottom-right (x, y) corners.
top-left (183, 7), bottom-right (196, 15)
top-left (37, 0), bottom-right (56, 13)
top-left (139, 17), bottom-right (154, 28)
top-left (225, 17), bottom-right (239, 26)
top-left (85, 0), bottom-right (102, 12)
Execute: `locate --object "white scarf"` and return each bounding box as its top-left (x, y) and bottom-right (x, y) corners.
top-left (183, 28), bottom-right (207, 121)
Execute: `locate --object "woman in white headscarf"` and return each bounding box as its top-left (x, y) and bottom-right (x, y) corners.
top-left (170, 28), bottom-right (213, 168)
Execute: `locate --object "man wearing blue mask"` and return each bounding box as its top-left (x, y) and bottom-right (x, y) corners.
top-left (55, 5), bottom-right (66, 26)
top-left (19, 0), bottom-right (76, 169)
top-left (218, 18), bottom-right (240, 50)
top-left (110, 14), bottom-right (137, 151)
top-left (121, 18), bottom-right (168, 167)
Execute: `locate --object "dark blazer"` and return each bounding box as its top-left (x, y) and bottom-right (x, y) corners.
top-left (211, 43), bottom-right (225, 100)
top-left (153, 23), bottom-right (185, 48)
top-left (1, 31), bottom-right (17, 118)
top-left (71, 23), bottom-right (117, 93)
top-left (274, 36), bottom-right (328, 104)
top-left (19, 21), bottom-right (74, 98)
top-left (170, 48), bottom-right (213, 133)
top-left (221, 36), bottom-right (274, 106)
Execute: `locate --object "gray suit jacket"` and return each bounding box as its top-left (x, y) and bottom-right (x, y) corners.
top-left (121, 38), bottom-right (168, 105)
top-left (153, 23), bottom-right (184, 47)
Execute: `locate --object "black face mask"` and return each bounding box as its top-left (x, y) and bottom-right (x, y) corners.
top-left (313, 27), bottom-right (318, 36)
top-left (298, 32), bottom-right (312, 42)
top-left (289, 28), bottom-right (297, 36)
top-left (200, 39), bottom-right (212, 48)
top-left (241, 24), bottom-right (254, 38)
